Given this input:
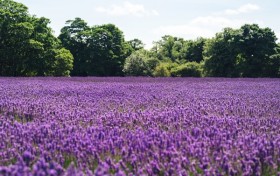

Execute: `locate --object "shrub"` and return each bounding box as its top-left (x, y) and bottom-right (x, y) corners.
top-left (123, 52), bottom-right (147, 76)
top-left (152, 62), bottom-right (178, 77)
top-left (170, 62), bottom-right (202, 77)
top-left (123, 50), bottom-right (160, 76)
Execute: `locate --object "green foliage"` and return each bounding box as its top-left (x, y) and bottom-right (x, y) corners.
top-left (123, 50), bottom-right (159, 76)
top-left (58, 18), bottom-right (90, 76)
top-left (203, 28), bottom-right (239, 77)
top-left (128, 39), bottom-right (144, 51)
top-left (204, 24), bottom-right (279, 77)
top-left (0, 0), bottom-right (73, 76)
top-left (59, 19), bottom-right (130, 76)
top-left (182, 38), bottom-right (206, 62)
top-left (63, 154), bottom-right (77, 168)
top-left (145, 57), bottom-right (160, 75)
top-left (123, 51), bottom-right (147, 76)
top-left (150, 36), bottom-right (206, 64)
top-left (151, 35), bottom-right (185, 61)
top-left (236, 24), bottom-right (278, 77)
top-left (171, 62), bottom-right (202, 77)
top-left (266, 54), bottom-right (280, 77)
top-left (1, 0), bottom-right (279, 78)
top-left (153, 62), bottom-right (177, 77)
top-left (153, 64), bottom-right (170, 77)
top-left (53, 48), bottom-right (74, 76)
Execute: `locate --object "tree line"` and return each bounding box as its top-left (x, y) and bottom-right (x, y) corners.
top-left (1, 0), bottom-right (279, 77)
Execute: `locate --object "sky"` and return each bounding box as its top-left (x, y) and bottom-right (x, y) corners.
top-left (15, 0), bottom-right (280, 49)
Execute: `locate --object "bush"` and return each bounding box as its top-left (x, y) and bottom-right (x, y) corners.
top-left (145, 57), bottom-right (160, 75)
top-left (153, 62), bottom-right (178, 77)
top-left (123, 50), bottom-right (160, 76)
top-left (170, 62), bottom-right (202, 77)
top-left (123, 52), bottom-right (147, 76)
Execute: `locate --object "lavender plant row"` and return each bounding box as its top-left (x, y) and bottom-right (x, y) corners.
top-left (0, 77), bottom-right (279, 176)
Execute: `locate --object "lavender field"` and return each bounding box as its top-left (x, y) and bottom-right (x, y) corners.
top-left (0, 77), bottom-right (279, 176)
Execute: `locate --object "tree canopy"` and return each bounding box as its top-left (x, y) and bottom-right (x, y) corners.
top-left (59, 18), bottom-right (131, 76)
top-left (1, 0), bottom-right (279, 77)
top-left (204, 24), bottom-right (279, 77)
top-left (0, 0), bottom-right (73, 76)
top-left (123, 50), bottom-right (159, 76)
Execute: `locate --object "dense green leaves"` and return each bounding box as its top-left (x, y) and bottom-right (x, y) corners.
top-left (182, 38), bottom-right (206, 63)
top-left (123, 51), bottom-right (147, 76)
top-left (58, 18), bottom-right (89, 76)
top-left (236, 24), bottom-right (278, 77)
top-left (123, 50), bottom-right (159, 76)
top-left (153, 63), bottom-right (171, 77)
top-left (0, 0), bottom-right (73, 76)
top-left (203, 28), bottom-right (239, 77)
top-left (1, 0), bottom-right (279, 77)
top-left (128, 39), bottom-right (144, 51)
top-left (171, 62), bottom-right (202, 77)
top-left (52, 48), bottom-right (74, 76)
top-left (204, 24), bottom-right (280, 77)
top-left (59, 19), bottom-right (131, 76)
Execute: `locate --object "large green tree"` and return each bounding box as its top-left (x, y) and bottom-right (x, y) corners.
top-left (204, 24), bottom-right (280, 77)
top-left (128, 39), bottom-right (144, 51)
top-left (151, 36), bottom-right (206, 64)
top-left (181, 38), bottom-right (206, 63)
top-left (59, 19), bottom-right (131, 76)
top-left (58, 18), bottom-right (90, 76)
top-left (0, 0), bottom-right (73, 76)
top-left (0, 0), bottom-right (30, 76)
top-left (89, 24), bottom-right (131, 76)
top-left (151, 35), bottom-right (184, 61)
top-left (235, 24), bottom-right (278, 77)
top-left (203, 28), bottom-right (239, 77)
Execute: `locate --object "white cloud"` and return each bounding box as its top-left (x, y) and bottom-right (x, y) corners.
top-left (149, 3), bottom-right (263, 49)
top-left (155, 25), bottom-right (215, 40)
top-left (95, 2), bottom-right (159, 17)
top-left (153, 16), bottom-right (263, 43)
top-left (224, 3), bottom-right (260, 15)
top-left (190, 16), bottom-right (246, 28)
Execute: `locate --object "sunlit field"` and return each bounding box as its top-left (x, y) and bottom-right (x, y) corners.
top-left (0, 77), bottom-right (279, 175)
